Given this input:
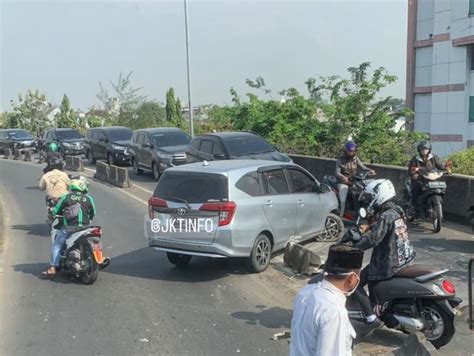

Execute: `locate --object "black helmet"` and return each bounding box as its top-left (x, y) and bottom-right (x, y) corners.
top-left (417, 140), bottom-right (431, 155)
top-left (49, 158), bottom-right (64, 170)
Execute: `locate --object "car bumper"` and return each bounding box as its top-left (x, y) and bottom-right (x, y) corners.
top-left (112, 151), bottom-right (131, 162)
top-left (62, 148), bottom-right (84, 155)
top-left (145, 224), bottom-right (252, 258)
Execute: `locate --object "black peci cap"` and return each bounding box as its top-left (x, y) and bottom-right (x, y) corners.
top-left (325, 244), bottom-right (364, 274)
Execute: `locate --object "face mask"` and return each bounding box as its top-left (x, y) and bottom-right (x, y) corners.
top-left (339, 272), bottom-right (360, 296)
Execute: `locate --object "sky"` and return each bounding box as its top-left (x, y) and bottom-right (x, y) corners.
top-left (0, 0), bottom-right (408, 111)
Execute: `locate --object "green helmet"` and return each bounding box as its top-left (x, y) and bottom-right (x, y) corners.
top-left (69, 176), bottom-right (89, 193)
top-left (48, 142), bottom-right (58, 152)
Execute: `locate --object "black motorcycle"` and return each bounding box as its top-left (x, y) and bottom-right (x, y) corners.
top-left (405, 169), bottom-right (447, 233)
top-left (309, 208), bottom-right (461, 349)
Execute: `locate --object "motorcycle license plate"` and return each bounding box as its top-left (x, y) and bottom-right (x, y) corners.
top-left (428, 181), bottom-right (446, 189)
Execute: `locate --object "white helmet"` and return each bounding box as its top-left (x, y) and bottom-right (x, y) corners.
top-left (359, 179), bottom-right (396, 215)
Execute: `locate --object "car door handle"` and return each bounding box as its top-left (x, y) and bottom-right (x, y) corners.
top-left (298, 199), bottom-right (304, 206)
top-left (265, 200), bottom-right (273, 206)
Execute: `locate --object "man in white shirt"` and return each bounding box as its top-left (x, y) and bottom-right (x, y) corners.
top-left (290, 245), bottom-right (364, 356)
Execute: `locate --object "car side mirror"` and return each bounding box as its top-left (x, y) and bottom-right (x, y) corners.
top-left (319, 183), bottom-right (331, 193)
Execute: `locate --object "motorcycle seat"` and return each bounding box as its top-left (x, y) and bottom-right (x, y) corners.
top-left (394, 264), bottom-right (438, 278)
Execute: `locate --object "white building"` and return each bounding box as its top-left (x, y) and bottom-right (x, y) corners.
top-left (406, 0), bottom-right (474, 157)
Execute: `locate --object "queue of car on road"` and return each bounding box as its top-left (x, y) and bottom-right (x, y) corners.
top-left (5, 125), bottom-right (342, 273)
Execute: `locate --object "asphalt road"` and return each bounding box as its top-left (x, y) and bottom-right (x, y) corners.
top-left (0, 159), bottom-right (291, 356)
top-left (1, 157), bottom-right (473, 356)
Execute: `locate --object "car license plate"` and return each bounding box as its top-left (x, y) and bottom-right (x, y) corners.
top-left (428, 181), bottom-right (446, 188)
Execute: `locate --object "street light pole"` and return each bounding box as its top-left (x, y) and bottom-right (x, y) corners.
top-left (184, 0), bottom-right (194, 137)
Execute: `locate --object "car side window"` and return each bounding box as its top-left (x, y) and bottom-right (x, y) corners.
top-left (98, 131), bottom-right (106, 140)
top-left (90, 131), bottom-right (98, 140)
top-left (287, 169), bottom-right (318, 193)
top-left (235, 171), bottom-right (261, 197)
top-left (212, 141), bottom-right (224, 156)
top-left (136, 133), bottom-right (144, 145)
top-left (200, 140), bottom-right (213, 155)
top-left (143, 134), bottom-right (151, 146)
top-left (261, 169), bottom-right (290, 195)
top-left (191, 138), bottom-right (201, 150)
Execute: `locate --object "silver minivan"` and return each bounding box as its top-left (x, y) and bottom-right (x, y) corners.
top-left (145, 160), bottom-right (342, 272)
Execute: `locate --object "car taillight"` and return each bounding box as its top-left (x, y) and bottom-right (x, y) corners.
top-left (148, 197), bottom-right (168, 219)
top-left (199, 201), bottom-right (236, 226)
top-left (441, 280), bottom-right (455, 294)
top-left (90, 227), bottom-right (102, 237)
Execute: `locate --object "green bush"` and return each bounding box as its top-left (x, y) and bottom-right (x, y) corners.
top-left (447, 146), bottom-right (474, 176)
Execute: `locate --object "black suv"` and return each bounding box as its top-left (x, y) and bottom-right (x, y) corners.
top-left (0, 129), bottom-right (38, 152)
top-left (128, 127), bottom-right (190, 180)
top-left (84, 126), bottom-right (132, 165)
top-left (185, 132), bottom-right (292, 163)
top-left (42, 128), bottom-right (84, 156)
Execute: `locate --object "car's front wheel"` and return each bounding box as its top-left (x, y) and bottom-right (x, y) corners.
top-left (316, 213), bottom-right (344, 242)
top-left (152, 162), bottom-right (160, 181)
top-left (247, 234), bottom-right (272, 273)
top-left (106, 152), bottom-right (114, 165)
top-left (86, 149), bottom-right (96, 164)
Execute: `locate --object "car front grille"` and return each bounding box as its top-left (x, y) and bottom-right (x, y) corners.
top-left (171, 153), bottom-right (187, 166)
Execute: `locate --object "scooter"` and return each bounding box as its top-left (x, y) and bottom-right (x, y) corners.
top-left (322, 170), bottom-right (376, 223)
top-left (309, 208), bottom-right (461, 349)
top-left (50, 215), bottom-right (110, 284)
top-left (405, 169), bottom-right (448, 233)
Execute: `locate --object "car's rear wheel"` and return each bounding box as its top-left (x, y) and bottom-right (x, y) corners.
top-left (166, 252), bottom-right (192, 268)
top-left (132, 157), bottom-right (143, 175)
top-left (152, 162), bottom-right (160, 181)
top-left (247, 234), bottom-right (272, 273)
top-left (316, 213), bottom-right (344, 242)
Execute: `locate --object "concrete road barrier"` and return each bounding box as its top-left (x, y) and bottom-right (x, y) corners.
top-left (107, 165), bottom-right (131, 188)
top-left (13, 149), bottom-right (23, 161)
top-left (23, 150), bottom-right (32, 162)
top-left (115, 166), bottom-right (131, 188)
top-left (94, 161), bottom-right (109, 182)
top-left (283, 241), bottom-right (322, 275)
top-left (3, 148), bottom-right (12, 160)
top-left (72, 156), bottom-right (84, 172)
top-left (65, 156), bottom-right (74, 170)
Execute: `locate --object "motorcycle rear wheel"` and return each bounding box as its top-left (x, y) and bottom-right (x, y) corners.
top-left (81, 243), bottom-right (99, 284)
top-left (422, 300), bottom-right (455, 349)
top-left (431, 202), bottom-right (442, 233)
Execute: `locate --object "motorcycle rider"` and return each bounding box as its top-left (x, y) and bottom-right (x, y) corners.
top-left (41, 177), bottom-right (96, 278)
top-left (335, 140), bottom-right (375, 216)
top-left (38, 157), bottom-right (70, 208)
top-left (407, 140), bottom-right (446, 217)
top-left (351, 179), bottom-right (416, 328)
top-left (43, 142), bottom-right (63, 174)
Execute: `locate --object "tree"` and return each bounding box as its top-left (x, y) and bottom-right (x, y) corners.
top-left (56, 94), bottom-right (77, 128)
top-left (165, 88), bottom-right (185, 128)
top-left (174, 98), bottom-right (186, 129)
top-left (10, 89), bottom-right (50, 134)
top-left (132, 101), bottom-right (166, 130)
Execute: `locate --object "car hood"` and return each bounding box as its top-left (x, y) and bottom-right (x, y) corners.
top-left (155, 145), bottom-right (188, 154)
top-left (61, 138), bottom-right (84, 144)
top-left (110, 140), bottom-right (131, 147)
top-left (13, 138), bottom-right (35, 143)
top-left (232, 151), bottom-right (292, 162)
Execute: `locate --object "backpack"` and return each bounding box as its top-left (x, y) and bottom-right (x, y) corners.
top-left (63, 202), bottom-right (81, 221)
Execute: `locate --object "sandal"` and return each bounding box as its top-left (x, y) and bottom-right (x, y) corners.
top-left (41, 267), bottom-right (56, 278)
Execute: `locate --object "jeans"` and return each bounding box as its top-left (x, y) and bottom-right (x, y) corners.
top-left (411, 180), bottom-right (424, 210)
top-left (50, 228), bottom-right (69, 267)
top-left (337, 183), bottom-right (349, 217)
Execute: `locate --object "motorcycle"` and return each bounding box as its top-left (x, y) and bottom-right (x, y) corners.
top-left (50, 215), bottom-right (110, 284)
top-left (323, 170), bottom-right (377, 223)
top-left (309, 208), bottom-right (461, 349)
top-left (405, 169), bottom-right (448, 233)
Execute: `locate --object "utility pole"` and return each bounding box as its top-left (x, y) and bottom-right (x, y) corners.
top-left (184, 0), bottom-right (194, 137)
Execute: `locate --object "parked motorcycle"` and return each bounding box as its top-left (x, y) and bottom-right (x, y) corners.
top-left (323, 170), bottom-right (376, 223)
top-left (405, 169), bottom-right (447, 233)
top-left (309, 208), bottom-right (461, 349)
top-left (50, 215), bottom-right (110, 284)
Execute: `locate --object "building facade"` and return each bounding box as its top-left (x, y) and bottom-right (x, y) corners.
top-left (406, 0), bottom-right (474, 157)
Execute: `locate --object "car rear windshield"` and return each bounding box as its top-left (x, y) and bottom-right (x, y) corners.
top-left (154, 172), bottom-right (228, 204)
top-left (106, 129), bottom-right (132, 141)
top-left (224, 137), bottom-right (275, 156)
top-left (153, 132), bottom-right (190, 147)
top-left (8, 130), bottom-right (31, 139)
top-left (56, 130), bottom-right (82, 139)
